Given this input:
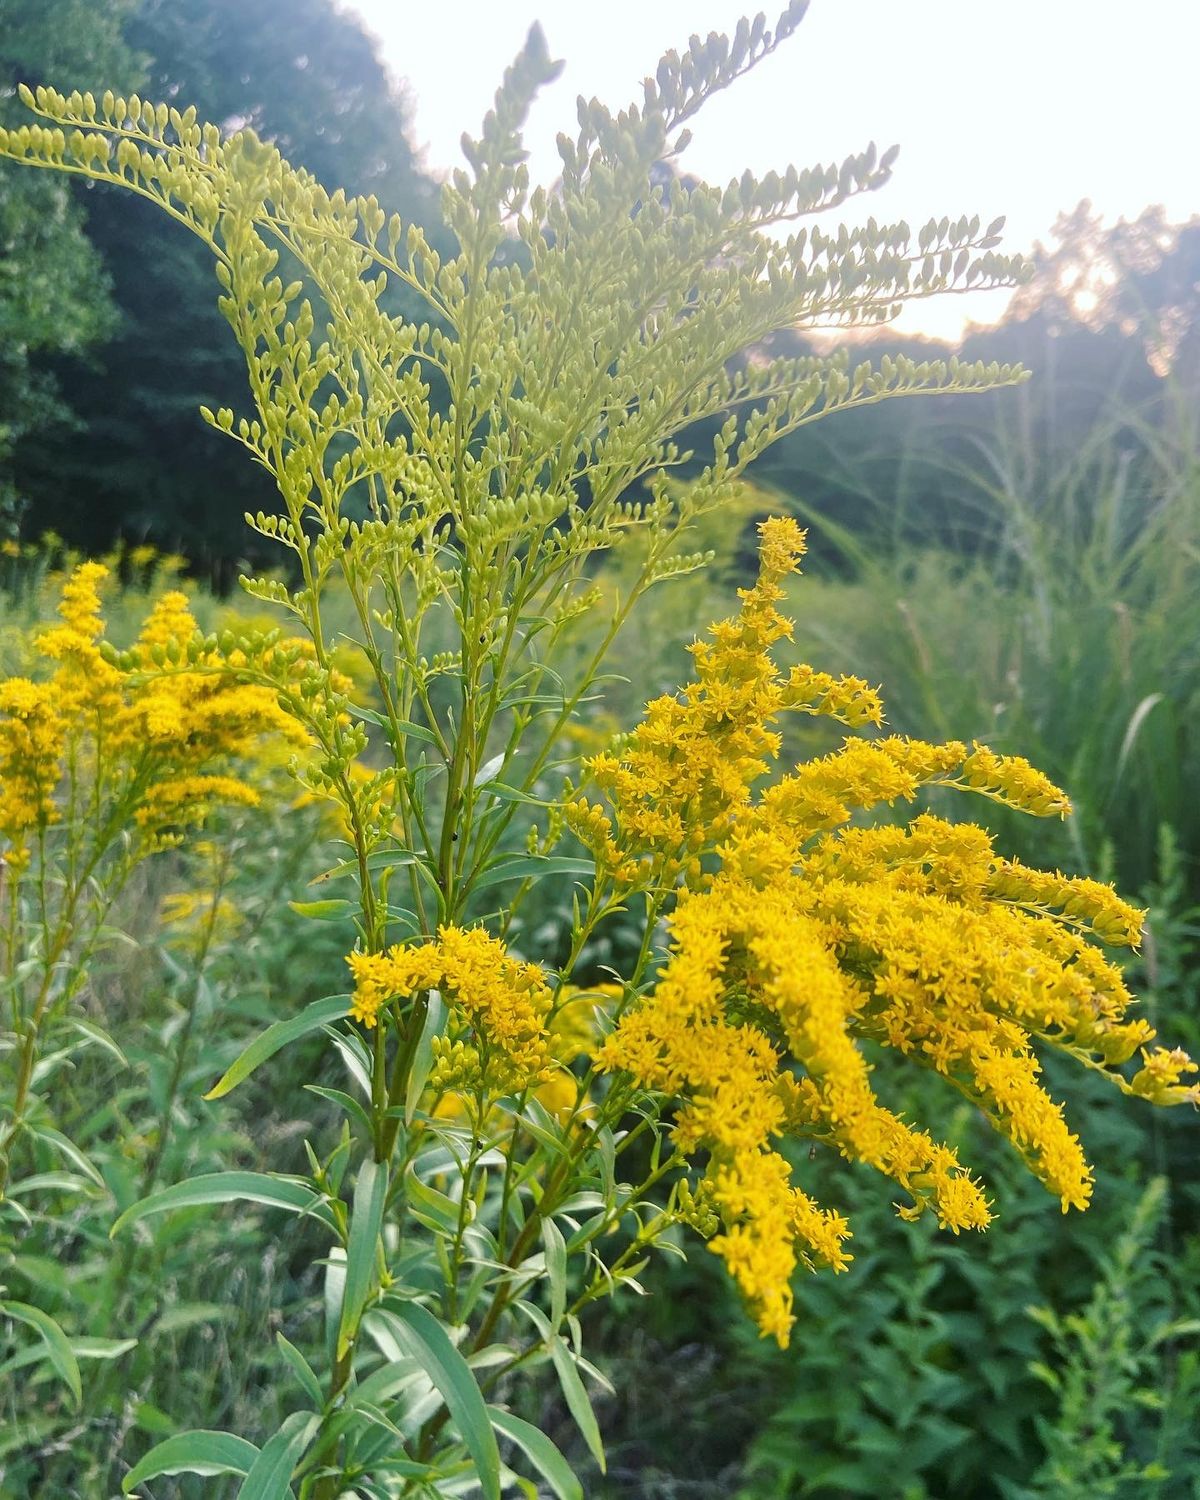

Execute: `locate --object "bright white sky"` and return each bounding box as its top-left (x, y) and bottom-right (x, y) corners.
top-left (343, 0), bottom-right (1197, 340)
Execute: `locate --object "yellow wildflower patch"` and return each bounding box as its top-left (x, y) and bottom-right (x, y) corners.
top-left (0, 565), bottom-right (307, 869)
top-left (590, 522), bottom-right (1196, 1346)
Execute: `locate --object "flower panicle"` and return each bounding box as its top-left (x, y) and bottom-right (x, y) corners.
top-left (346, 926), bottom-right (555, 1098)
top-left (584, 517), bottom-right (1196, 1345)
top-left (1, 563), bottom-right (311, 872)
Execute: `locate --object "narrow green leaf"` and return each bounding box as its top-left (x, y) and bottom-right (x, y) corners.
top-left (1114, 692), bottom-right (1165, 786)
top-left (549, 1335), bottom-right (605, 1472)
top-left (402, 1165), bottom-right (460, 1234)
top-left (29, 1125), bottom-right (105, 1186)
top-left (345, 1351), bottom-right (421, 1411)
top-left (383, 903), bottom-right (420, 936)
top-left (392, 716), bottom-right (442, 747)
top-left (287, 898), bottom-right (355, 921)
top-left (473, 751), bottom-right (509, 787)
top-left (205, 995), bottom-right (350, 1100)
top-left (234, 1411), bottom-right (317, 1499)
top-left (405, 991), bottom-right (448, 1123)
top-left (80, 1337), bottom-right (137, 1361)
top-left (542, 1218), bottom-right (568, 1330)
top-left (489, 1408), bottom-right (583, 1500)
top-left (0, 1335), bottom-right (136, 1383)
top-left (66, 1016), bottom-right (129, 1066)
top-left (477, 781), bottom-right (550, 807)
top-left (155, 1302), bottom-right (236, 1335)
top-left (123, 1430), bottom-right (260, 1491)
top-left (275, 1334), bottom-right (323, 1409)
top-left (338, 1158), bottom-right (389, 1359)
top-left (325, 1025), bottom-right (373, 1096)
top-left (346, 702), bottom-right (390, 728)
top-left (512, 1299), bottom-right (551, 1342)
top-left (471, 855), bottom-right (595, 894)
top-left (323, 1248), bottom-right (347, 1368)
top-left (7, 1171), bottom-right (96, 1198)
top-left (30, 1045), bottom-right (76, 1088)
top-left (514, 1097), bottom-right (571, 1158)
top-left (133, 1401), bottom-right (177, 1435)
top-left (110, 1172), bottom-right (336, 1238)
top-left (1150, 1316), bottom-right (1200, 1347)
top-left (303, 1084), bottom-right (373, 1133)
top-left (382, 1299), bottom-right (501, 1500)
top-left (2, 1300), bottom-right (81, 1408)
top-left (0, 1195), bottom-right (30, 1229)
top-left (310, 847), bottom-right (423, 884)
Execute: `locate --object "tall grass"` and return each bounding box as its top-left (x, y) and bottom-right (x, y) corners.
top-left (781, 379), bottom-right (1200, 895)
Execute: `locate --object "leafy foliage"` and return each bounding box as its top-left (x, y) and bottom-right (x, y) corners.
top-left (1, 7), bottom-right (1196, 1500)
top-left (0, 0), bottom-right (137, 524)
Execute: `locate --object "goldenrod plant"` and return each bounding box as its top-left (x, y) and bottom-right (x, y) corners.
top-left (1, 5), bottom-right (1195, 1496)
top-left (0, 563), bottom-right (309, 1480)
top-left (0, 565), bottom-right (301, 1189)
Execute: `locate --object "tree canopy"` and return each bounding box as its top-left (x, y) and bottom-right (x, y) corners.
top-left (3, 0), bottom-right (439, 579)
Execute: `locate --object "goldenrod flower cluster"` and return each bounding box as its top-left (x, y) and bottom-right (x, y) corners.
top-left (592, 519), bottom-right (1197, 1346)
top-left (0, 678), bottom-right (63, 868)
top-left (565, 520), bottom-right (882, 887)
top-left (0, 563), bottom-right (307, 870)
top-left (432, 983), bottom-right (614, 1131)
top-left (348, 926), bottom-right (555, 1097)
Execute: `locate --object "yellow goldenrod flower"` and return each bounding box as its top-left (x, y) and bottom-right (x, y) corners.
top-left (347, 926), bottom-right (554, 1097)
top-left (0, 677), bottom-right (64, 860)
top-left (2, 565), bottom-right (316, 860)
top-left (1129, 1047), bottom-right (1200, 1107)
top-left (586, 520), bottom-right (1197, 1345)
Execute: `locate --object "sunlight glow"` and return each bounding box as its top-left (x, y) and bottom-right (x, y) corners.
top-left (344, 0), bottom-right (1196, 340)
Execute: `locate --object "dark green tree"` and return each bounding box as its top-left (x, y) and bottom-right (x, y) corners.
top-left (12, 0), bottom-right (439, 580)
top-left (0, 0), bottom-right (140, 534)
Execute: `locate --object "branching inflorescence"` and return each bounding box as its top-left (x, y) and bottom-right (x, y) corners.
top-left (1, 4), bottom-right (1194, 1494)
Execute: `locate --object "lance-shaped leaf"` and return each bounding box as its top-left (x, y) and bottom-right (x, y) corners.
top-left (380, 1298), bottom-right (501, 1500)
top-left (1, 1300), bottom-right (81, 1408)
top-left (122, 1430), bottom-right (259, 1491)
top-left (405, 990), bottom-right (448, 1123)
top-left (275, 1333), bottom-right (323, 1409)
top-left (489, 1407), bottom-right (583, 1500)
top-left (542, 1216), bottom-right (568, 1330)
top-left (337, 1157), bottom-right (389, 1359)
top-left (471, 854), bottom-right (595, 893)
top-left (234, 1411), bottom-right (318, 1499)
top-left (110, 1172), bottom-right (337, 1238)
top-left (550, 1334), bottom-right (605, 1473)
top-left (204, 995), bottom-right (350, 1100)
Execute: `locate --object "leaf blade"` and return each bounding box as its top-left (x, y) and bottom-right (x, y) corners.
top-left (549, 1334), bottom-right (605, 1472)
top-left (337, 1158), bottom-right (389, 1359)
top-left (110, 1172), bottom-right (336, 1238)
top-left (405, 991), bottom-right (448, 1124)
top-left (2, 1300), bottom-right (81, 1407)
top-left (489, 1407), bottom-right (583, 1500)
top-left (381, 1299), bottom-right (501, 1500)
top-left (471, 855), bottom-right (594, 894)
top-left (234, 1412), bottom-right (317, 1500)
top-left (122, 1429), bottom-right (259, 1491)
top-left (542, 1217), bottom-right (568, 1331)
top-left (205, 995), bottom-right (350, 1100)
top-left (275, 1333), bottom-right (323, 1409)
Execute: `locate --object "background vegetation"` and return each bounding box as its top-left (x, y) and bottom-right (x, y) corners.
top-left (1, 1), bottom-right (1197, 1495)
